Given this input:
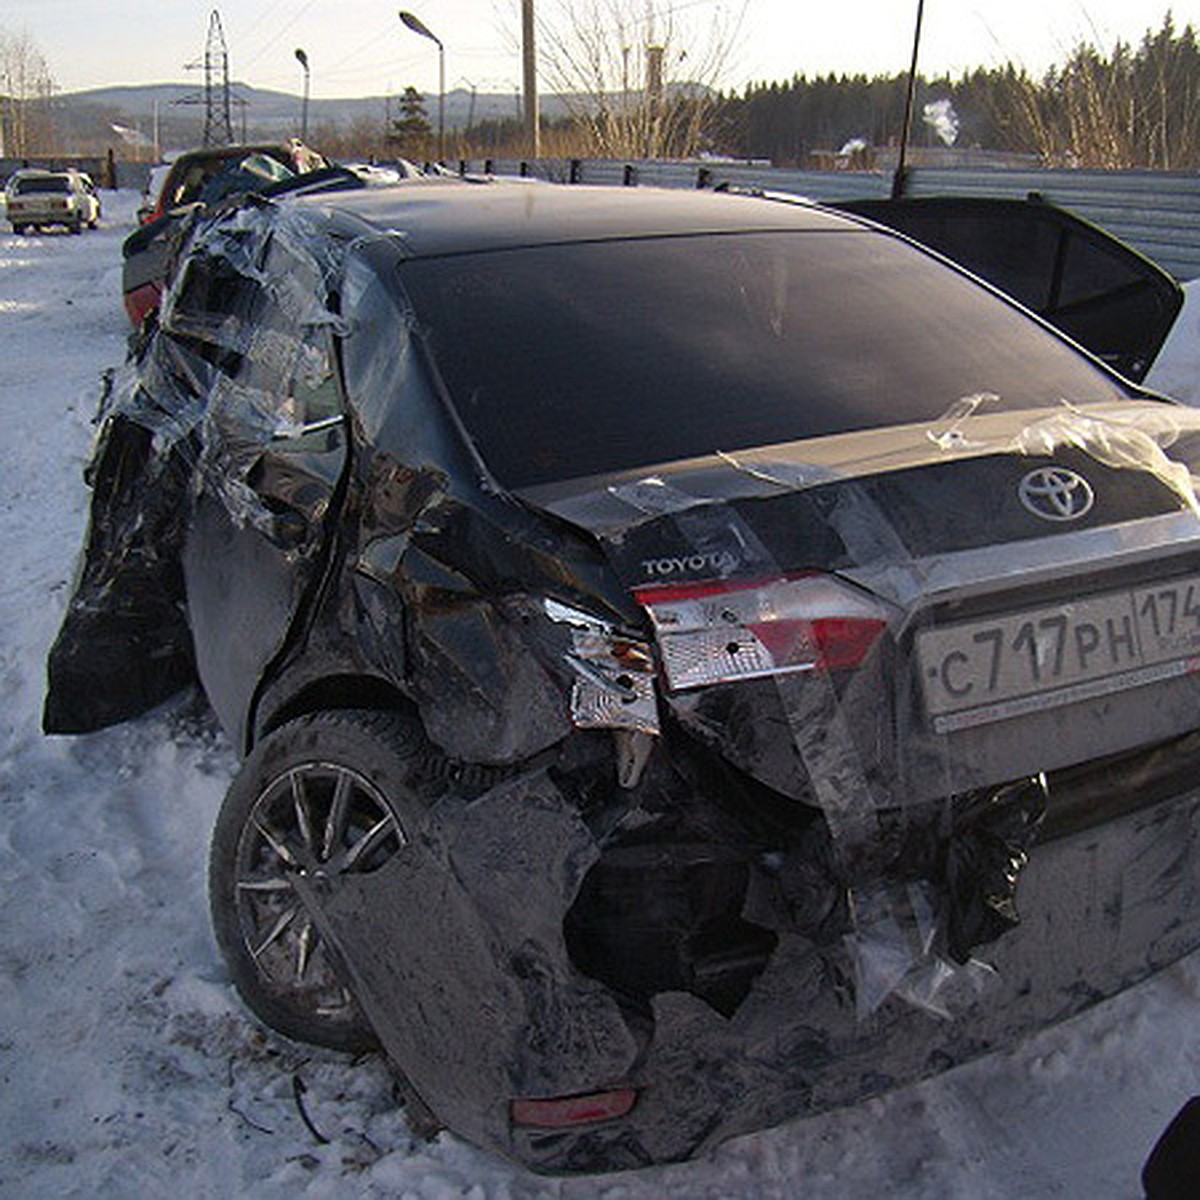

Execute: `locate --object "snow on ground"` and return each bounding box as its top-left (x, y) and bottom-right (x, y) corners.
top-left (1146, 281), bottom-right (1200, 403)
top-left (1, 191), bottom-right (1199, 1199)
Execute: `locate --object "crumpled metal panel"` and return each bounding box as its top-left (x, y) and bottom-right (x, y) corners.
top-left (43, 412), bottom-right (197, 733)
top-left (303, 771), bottom-right (641, 1153)
top-left (45, 199), bottom-right (355, 734)
top-left (405, 599), bottom-right (574, 763)
top-left (305, 750), bottom-right (1200, 1172)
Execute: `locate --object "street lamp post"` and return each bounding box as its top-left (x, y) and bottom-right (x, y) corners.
top-left (398, 10), bottom-right (444, 162)
top-left (295, 48), bottom-right (310, 141)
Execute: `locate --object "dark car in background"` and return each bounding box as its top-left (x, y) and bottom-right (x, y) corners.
top-left (46, 179), bottom-right (1200, 1172)
top-left (834, 194), bottom-right (1183, 383)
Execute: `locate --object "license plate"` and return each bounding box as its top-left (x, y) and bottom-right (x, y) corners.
top-left (918, 573), bottom-right (1200, 733)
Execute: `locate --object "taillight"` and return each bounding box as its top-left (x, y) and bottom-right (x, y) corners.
top-left (510, 1087), bottom-right (638, 1128)
top-left (634, 573), bottom-right (889, 692)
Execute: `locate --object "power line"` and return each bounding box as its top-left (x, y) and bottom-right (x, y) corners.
top-left (237, 0), bottom-right (322, 73)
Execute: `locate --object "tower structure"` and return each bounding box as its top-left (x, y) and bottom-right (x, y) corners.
top-left (176, 10), bottom-right (235, 146)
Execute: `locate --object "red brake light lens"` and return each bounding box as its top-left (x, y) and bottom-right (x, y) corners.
top-left (510, 1087), bottom-right (639, 1128)
top-left (634, 573), bottom-right (889, 692)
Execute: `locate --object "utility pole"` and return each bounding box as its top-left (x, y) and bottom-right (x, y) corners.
top-left (645, 44), bottom-right (664, 158)
top-left (522, 0), bottom-right (539, 158)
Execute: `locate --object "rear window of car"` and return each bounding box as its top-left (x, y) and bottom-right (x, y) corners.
top-left (14, 176), bottom-right (71, 195)
top-left (397, 230), bottom-right (1133, 489)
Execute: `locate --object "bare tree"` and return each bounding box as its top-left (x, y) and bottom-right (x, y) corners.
top-left (1, 28), bottom-right (57, 157)
top-left (535, 0), bottom-right (743, 159)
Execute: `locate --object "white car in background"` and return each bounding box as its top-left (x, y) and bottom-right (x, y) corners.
top-left (4, 168), bottom-right (101, 234)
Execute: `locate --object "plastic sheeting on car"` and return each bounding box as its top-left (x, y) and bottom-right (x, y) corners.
top-left (42, 184), bottom-right (1200, 1173)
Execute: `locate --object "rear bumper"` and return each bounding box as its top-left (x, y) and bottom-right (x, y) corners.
top-left (519, 784), bottom-right (1200, 1171)
top-left (7, 205), bottom-right (80, 226)
top-left (306, 763), bottom-right (1200, 1172)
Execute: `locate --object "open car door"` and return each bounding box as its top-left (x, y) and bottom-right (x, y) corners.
top-left (834, 196), bottom-right (1182, 383)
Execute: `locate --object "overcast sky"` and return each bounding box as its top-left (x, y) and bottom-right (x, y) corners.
top-left (4, 1), bottom-right (1196, 99)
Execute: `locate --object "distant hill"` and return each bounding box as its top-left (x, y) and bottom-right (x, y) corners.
top-left (56, 82), bottom-right (570, 153)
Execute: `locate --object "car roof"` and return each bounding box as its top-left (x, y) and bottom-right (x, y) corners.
top-left (297, 178), bottom-right (865, 258)
top-left (167, 143), bottom-right (298, 167)
top-left (6, 169), bottom-right (88, 188)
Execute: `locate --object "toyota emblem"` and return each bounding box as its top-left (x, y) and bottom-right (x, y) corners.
top-left (1018, 466), bottom-right (1095, 521)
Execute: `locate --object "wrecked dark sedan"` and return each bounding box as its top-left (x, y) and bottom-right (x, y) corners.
top-left (44, 179), bottom-right (1200, 1173)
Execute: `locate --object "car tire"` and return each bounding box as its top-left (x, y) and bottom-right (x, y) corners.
top-left (209, 708), bottom-right (434, 1052)
top-left (11, 224), bottom-right (24, 235)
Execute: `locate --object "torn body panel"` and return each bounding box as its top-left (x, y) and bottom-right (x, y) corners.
top-left (304, 738), bottom-right (1200, 1172)
top-left (44, 412), bottom-right (197, 733)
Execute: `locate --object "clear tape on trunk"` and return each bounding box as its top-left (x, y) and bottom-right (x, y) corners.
top-left (928, 394), bottom-right (1200, 516)
top-left (1015, 401), bottom-right (1200, 516)
top-left (624, 475), bottom-right (993, 1021)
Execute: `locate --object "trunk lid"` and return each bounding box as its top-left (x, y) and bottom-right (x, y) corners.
top-left (517, 400), bottom-right (1200, 805)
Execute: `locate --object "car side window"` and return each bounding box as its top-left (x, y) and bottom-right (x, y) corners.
top-left (167, 227), bottom-right (345, 454)
top-left (264, 328), bottom-right (344, 453)
top-left (250, 235), bottom-right (346, 452)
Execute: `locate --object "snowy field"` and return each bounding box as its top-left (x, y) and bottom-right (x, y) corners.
top-left (1, 189), bottom-right (1198, 1199)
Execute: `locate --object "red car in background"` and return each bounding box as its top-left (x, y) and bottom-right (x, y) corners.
top-left (122, 142), bottom-right (327, 327)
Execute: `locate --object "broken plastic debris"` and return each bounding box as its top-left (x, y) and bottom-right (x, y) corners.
top-left (545, 599), bottom-right (660, 737)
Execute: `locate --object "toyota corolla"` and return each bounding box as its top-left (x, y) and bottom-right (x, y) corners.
top-left (45, 178), bottom-right (1200, 1172)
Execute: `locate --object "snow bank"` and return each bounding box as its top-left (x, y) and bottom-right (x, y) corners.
top-left (1146, 279), bottom-right (1200, 405)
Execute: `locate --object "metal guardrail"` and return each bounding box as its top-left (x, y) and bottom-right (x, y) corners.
top-left (461, 157), bottom-right (1200, 281)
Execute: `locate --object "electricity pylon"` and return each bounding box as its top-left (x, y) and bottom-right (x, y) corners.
top-left (176, 10), bottom-right (235, 146)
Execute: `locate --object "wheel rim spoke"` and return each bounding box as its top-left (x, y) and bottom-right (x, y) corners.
top-left (295, 918), bottom-right (315, 982)
top-left (237, 876), bottom-right (292, 893)
top-left (254, 818), bottom-right (299, 868)
top-left (291, 770), bottom-right (317, 858)
top-left (252, 904), bottom-right (299, 959)
top-left (337, 814), bottom-right (397, 873)
top-left (322, 769), bottom-right (353, 860)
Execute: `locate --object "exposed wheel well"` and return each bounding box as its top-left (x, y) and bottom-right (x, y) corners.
top-left (256, 674), bottom-right (414, 746)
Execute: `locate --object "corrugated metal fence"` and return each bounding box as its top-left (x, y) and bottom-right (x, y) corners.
top-left (460, 158), bottom-right (1200, 281)
top-left (1, 156), bottom-right (150, 194)
top-left (6, 153), bottom-right (1199, 280)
